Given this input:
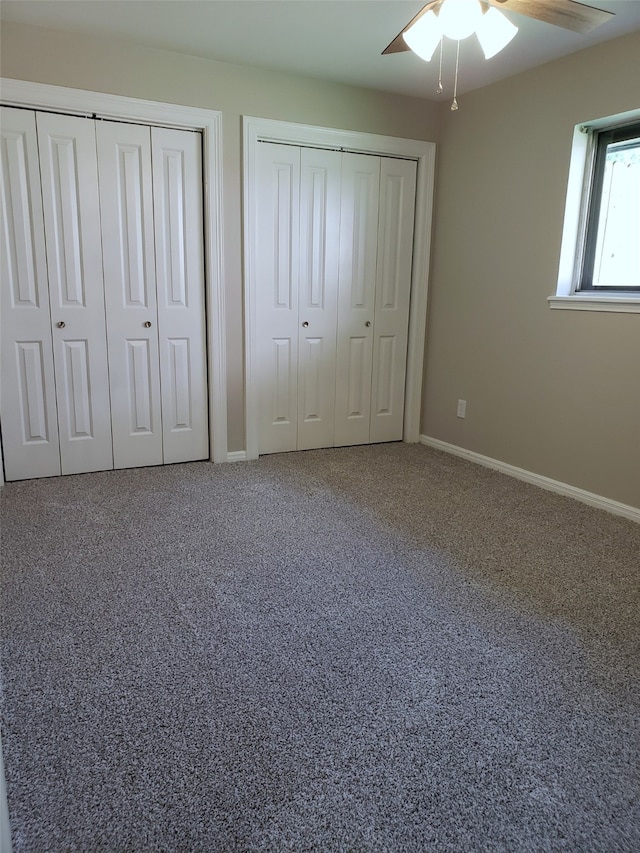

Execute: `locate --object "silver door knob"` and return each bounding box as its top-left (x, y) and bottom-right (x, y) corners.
top-left (57, 321), bottom-right (65, 328)
top-left (143, 321), bottom-right (152, 328)
top-left (365, 321), bottom-right (371, 327)
top-left (302, 321), bottom-right (309, 328)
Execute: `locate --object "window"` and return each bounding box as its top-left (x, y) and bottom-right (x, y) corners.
top-left (580, 122), bottom-right (640, 292)
top-left (551, 109), bottom-right (640, 313)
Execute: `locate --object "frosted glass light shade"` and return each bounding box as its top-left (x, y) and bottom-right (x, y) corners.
top-left (438, 0), bottom-right (482, 41)
top-left (476, 7), bottom-right (518, 59)
top-left (403, 10), bottom-right (442, 61)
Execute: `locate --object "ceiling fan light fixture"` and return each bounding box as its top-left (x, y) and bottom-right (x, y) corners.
top-left (403, 10), bottom-right (442, 61)
top-left (384, 0), bottom-right (616, 112)
top-left (475, 7), bottom-right (519, 59)
top-left (438, 0), bottom-right (482, 41)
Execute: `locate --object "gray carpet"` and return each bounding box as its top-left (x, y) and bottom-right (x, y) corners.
top-left (1, 443), bottom-right (639, 852)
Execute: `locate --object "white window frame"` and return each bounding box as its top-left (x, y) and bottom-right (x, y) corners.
top-left (550, 107), bottom-right (640, 314)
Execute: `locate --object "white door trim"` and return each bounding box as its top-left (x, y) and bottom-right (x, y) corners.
top-left (243, 116), bottom-right (436, 460)
top-left (0, 78), bottom-right (228, 464)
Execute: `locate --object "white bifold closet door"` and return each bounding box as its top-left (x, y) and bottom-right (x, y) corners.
top-left (151, 127), bottom-right (209, 465)
top-left (255, 141), bottom-right (416, 455)
top-left (97, 120), bottom-right (160, 469)
top-left (334, 152), bottom-right (380, 447)
top-left (346, 155), bottom-right (417, 446)
top-left (0, 107), bottom-right (208, 481)
top-left (7, 110), bottom-right (114, 478)
top-left (96, 122), bottom-right (208, 469)
top-left (255, 143), bottom-right (341, 454)
top-left (1, 108), bottom-right (62, 480)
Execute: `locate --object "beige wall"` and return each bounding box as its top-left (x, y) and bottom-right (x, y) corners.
top-left (424, 31), bottom-right (640, 508)
top-left (0, 20), bottom-right (441, 453)
top-left (2, 21), bottom-right (639, 508)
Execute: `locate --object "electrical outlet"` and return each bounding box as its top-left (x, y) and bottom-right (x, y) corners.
top-left (456, 399), bottom-right (466, 419)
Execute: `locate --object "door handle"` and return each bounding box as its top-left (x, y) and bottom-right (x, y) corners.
top-left (365, 321), bottom-right (371, 327)
top-left (56, 321), bottom-right (65, 329)
top-left (144, 321), bottom-right (152, 328)
top-left (302, 321), bottom-right (309, 328)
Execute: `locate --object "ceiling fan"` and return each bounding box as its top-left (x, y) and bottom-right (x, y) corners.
top-left (383, 0), bottom-right (614, 109)
top-left (383, 0), bottom-right (615, 55)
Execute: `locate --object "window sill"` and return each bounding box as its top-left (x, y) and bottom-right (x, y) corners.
top-left (548, 295), bottom-right (640, 314)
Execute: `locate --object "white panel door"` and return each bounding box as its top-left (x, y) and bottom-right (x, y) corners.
top-left (334, 153), bottom-right (380, 447)
top-left (151, 127), bottom-right (208, 464)
top-left (0, 107), bottom-right (61, 480)
top-left (370, 157), bottom-right (417, 443)
top-left (36, 111), bottom-right (113, 476)
top-left (297, 147), bottom-right (341, 451)
top-left (255, 142), bottom-right (301, 454)
top-left (97, 121), bottom-right (163, 469)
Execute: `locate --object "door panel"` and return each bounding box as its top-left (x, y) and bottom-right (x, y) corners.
top-left (346, 335), bottom-right (368, 419)
top-left (97, 121), bottom-right (163, 469)
top-left (334, 153), bottom-right (380, 447)
top-left (300, 336), bottom-right (323, 422)
top-left (297, 148), bottom-right (341, 450)
top-left (166, 337), bottom-right (192, 429)
top-left (15, 342), bottom-right (48, 442)
top-left (37, 111), bottom-right (113, 475)
top-left (61, 339), bottom-right (93, 437)
top-left (0, 107), bottom-right (61, 480)
top-left (152, 127), bottom-right (208, 463)
top-left (12, 339), bottom-right (54, 449)
top-left (255, 142), bottom-right (300, 454)
top-left (373, 335), bottom-right (397, 417)
top-left (370, 158), bottom-right (417, 443)
top-left (272, 337), bottom-right (295, 426)
top-left (126, 339), bottom-right (154, 432)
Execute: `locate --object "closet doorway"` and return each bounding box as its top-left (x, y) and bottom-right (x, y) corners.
top-left (1, 108), bottom-right (207, 480)
top-left (0, 79), bottom-right (226, 482)
top-left (254, 142), bottom-right (417, 454)
top-left (244, 117), bottom-right (436, 460)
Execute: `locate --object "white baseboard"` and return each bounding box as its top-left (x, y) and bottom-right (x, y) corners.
top-left (419, 435), bottom-right (640, 523)
top-left (226, 451), bottom-right (248, 463)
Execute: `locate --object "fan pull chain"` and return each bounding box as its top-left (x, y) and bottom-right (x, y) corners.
top-left (451, 40), bottom-right (460, 110)
top-left (436, 36), bottom-right (444, 95)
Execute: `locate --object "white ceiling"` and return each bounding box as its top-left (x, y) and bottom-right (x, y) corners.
top-left (2, 0), bottom-right (640, 101)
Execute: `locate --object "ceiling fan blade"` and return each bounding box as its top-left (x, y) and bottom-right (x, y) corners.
top-left (382, 1), bottom-right (440, 54)
top-left (490, 0), bottom-right (614, 34)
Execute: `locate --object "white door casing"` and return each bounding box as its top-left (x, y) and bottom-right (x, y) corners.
top-left (152, 127), bottom-right (209, 464)
top-left (36, 111), bottom-right (114, 476)
top-left (97, 120), bottom-right (163, 469)
top-left (244, 117), bottom-right (436, 461)
top-left (0, 107), bottom-right (61, 480)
